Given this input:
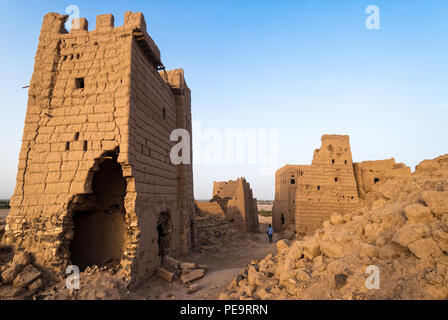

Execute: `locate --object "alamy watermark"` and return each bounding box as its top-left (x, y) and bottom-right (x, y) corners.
top-left (365, 265), bottom-right (380, 289)
top-left (65, 5), bottom-right (80, 31)
top-left (66, 265), bottom-right (80, 290)
top-left (365, 5), bottom-right (380, 30)
top-left (170, 121), bottom-right (279, 175)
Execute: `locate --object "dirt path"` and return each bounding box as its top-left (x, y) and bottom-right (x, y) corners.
top-left (133, 216), bottom-right (279, 300)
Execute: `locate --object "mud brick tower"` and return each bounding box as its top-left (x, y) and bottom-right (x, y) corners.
top-left (2, 12), bottom-right (194, 286)
top-left (272, 135), bottom-right (360, 234)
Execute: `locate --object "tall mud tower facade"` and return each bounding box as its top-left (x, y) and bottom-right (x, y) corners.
top-left (272, 135), bottom-right (360, 234)
top-left (295, 135), bottom-right (360, 233)
top-left (2, 12), bottom-right (194, 285)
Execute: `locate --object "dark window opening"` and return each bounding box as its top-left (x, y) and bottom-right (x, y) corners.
top-left (76, 53), bottom-right (80, 59)
top-left (157, 212), bottom-right (172, 257)
top-left (335, 177), bottom-right (339, 182)
top-left (75, 77), bottom-right (85, 89)
top-left (291, 179), bottom-right (295, 184)
top-left (281, 214), bottom-right (285, 225)
top-left (69, 154), bottom-right (127, 271)
top-left (162, 108), bottom-right (166, 120)
top-left (344, 160), bottom-right (348, 165)
top-left (83, 141), bottom-right (88, 151)
top-left (374, 178), bottom-right (380, 184)
top-left (74, 132), bottom-right (80, 141)
top-left (65, 142), bottom-right (70, 151)
top-left (332, 159), bottom-right (335, 164)
top-left (317, 186), bottom-right (321, 190)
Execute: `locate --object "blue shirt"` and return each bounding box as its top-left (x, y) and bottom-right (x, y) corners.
top-left (267, 227), bottom-right (274, 235)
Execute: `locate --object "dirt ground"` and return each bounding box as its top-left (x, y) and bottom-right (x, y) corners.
top-left (132, 215), bottom-right (279, 300)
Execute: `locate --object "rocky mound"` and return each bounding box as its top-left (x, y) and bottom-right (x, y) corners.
top-left (0, 252), bottom-right (47, 299)
top-left (221, 154), bottom-right (448, 300)
top-left (194, 208), bottom-right (248, 253)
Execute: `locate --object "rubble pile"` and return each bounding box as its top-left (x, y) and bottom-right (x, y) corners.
top-left (156, 256), bottom-right (207, 292)
top-left (221, 154), bottom-right (448, 300)
top-left (194, 210), bottom-right (247, 253)
top-left (0, 252), bottom-right (46, 299)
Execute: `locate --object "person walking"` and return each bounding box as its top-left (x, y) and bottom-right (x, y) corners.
top-left (267, 224), bottom-right (274, 243)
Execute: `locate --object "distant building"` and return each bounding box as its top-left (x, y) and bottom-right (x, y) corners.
top-left (272, 135), bottom-right (411, 235)
top-left (196, 178), bottom-right (259, 232)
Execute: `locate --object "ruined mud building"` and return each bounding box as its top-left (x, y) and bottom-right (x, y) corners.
top-left (196, 178), bottom-right (259, 233)
top-left (272, 135), bottom-right (411, 234)
top-left (1, 12), bottom-right (194, 286)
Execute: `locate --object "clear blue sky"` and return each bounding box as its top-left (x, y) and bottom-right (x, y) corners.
top-left (0, 0), bottom-right (447, 200)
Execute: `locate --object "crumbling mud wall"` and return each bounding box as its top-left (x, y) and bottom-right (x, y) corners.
top-left (197, 178), bottom-right (259, 232)
top-left (295, 135), bottom-right (361, 234)
top-left (1, 11), bottom-right (194, 287)
top-left (353, 158), bottom-right (411, 199)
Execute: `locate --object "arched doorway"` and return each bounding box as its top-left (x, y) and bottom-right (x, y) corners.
top-left (69, 154), bottom-right (128, 271)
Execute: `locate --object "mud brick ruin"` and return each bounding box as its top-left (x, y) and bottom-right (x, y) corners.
top-left (272, 134), bottom-right (410, 235)
top-left (196, 178), bottom-right (259, 232)
top-left (1, 11), bottom-right (194, 286)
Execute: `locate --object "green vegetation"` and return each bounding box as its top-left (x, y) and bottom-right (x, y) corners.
top-left (0, 200), bottom-right (10, 209)
top-left (259, 210), bottom-right (272, 217)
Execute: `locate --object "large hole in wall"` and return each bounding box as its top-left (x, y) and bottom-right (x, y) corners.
top-left (69, 154), bottom-right (128, 271)
top-left (157, 212), bottom-right (172, 257)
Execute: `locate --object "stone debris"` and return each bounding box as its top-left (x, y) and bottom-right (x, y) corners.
top-left (194, 210), bottom-right (247, 253)
top-left (222, 154), bottom-right (448, 300)
top-left (156, 267), bottom-right (174, 283)
top-left (13, 265), bottom-right (42, 287)
top-left (0, 251), bottom-right (45, 300)
top-left (180, 269), bottom-right (205, 284)
top-left (187, 284), bottom-right (199, 294)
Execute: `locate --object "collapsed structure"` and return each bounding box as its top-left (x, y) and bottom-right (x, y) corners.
top-left (272, 135), bottom-right (410, 234)
top-left (196, 178), bottom-right (259, 233)
top-left (1, 12), bottom-right (194, 286)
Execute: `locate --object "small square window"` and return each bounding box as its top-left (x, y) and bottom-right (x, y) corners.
top-left (291, 179), bottom-right (295, 184)
top-left (75, 78), bottom-right (85, 89)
